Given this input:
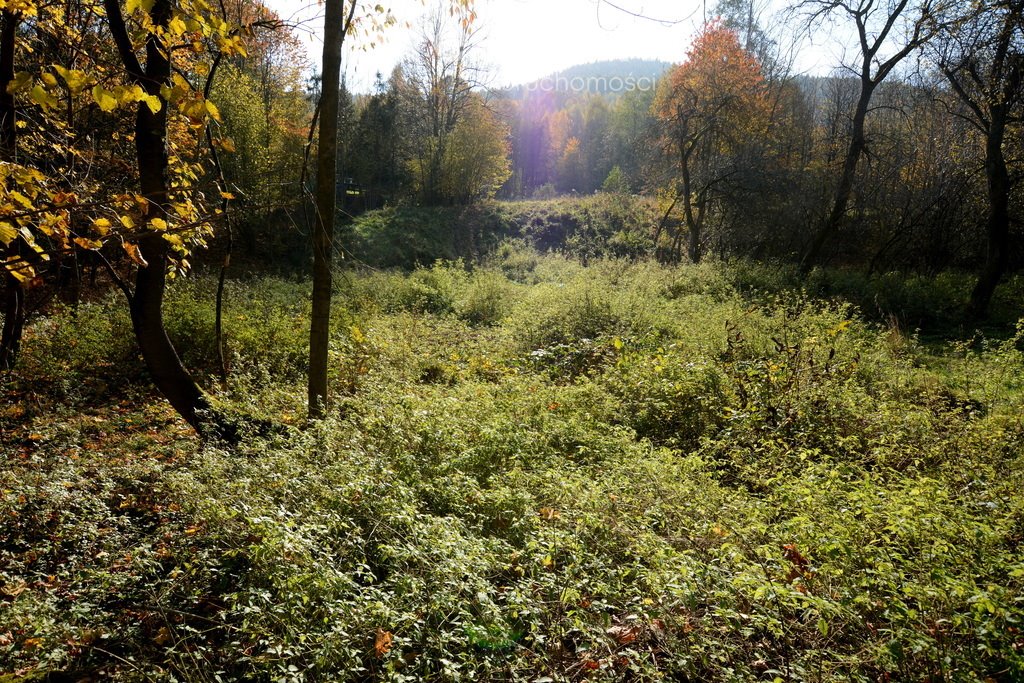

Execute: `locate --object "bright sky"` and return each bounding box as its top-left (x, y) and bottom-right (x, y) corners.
top-left (265, 0), bottom-right (836, 91)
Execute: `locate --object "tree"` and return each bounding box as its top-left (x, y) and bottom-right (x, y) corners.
top-left (346, 72), bottom-right (408, 207)
top-left (0, 7), bottom-right (24, 370)
top-left (606, 87), bottom-right (657, 192)
top-left (440, 93), bottom-right (511, 203)
top-left (934, 0), bottom-right (1024, 318)
top-left (309, 0), bottom-right (358, 418)
top-left (796, 0), bottom-right (950, 272)
top-left (102, 0), bottom-right (227, 433)
top-left (399, 5), bottom-right (480, 205)
top-left (308, 0), bottom-right (474, 417)
top-left (0, 0), bottom-right (249, 433)
top-left (653, 22), bottom-right (768, 263)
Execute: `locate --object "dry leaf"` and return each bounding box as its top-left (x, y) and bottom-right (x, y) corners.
top-left (374, 628), bottom-right (393, 657)
top-left (606, 624), bottom-right (641, 645)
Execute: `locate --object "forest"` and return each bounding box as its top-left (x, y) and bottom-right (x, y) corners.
top-left (1, 0), bottom-right (1023, 680)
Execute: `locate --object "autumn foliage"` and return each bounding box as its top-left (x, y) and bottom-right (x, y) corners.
top-left (653, 22), bottom-right (768, 263)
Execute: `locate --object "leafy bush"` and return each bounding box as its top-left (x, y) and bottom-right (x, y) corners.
top-left (4, 253), bottom-right (1023, 681)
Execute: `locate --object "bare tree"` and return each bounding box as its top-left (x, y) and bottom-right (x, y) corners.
top-left (796, 0), bottom-right (949, 273)
top-left (933, 0), bottom-right (1023, 319)
top-left (399, 5), bottom-right (482, 205)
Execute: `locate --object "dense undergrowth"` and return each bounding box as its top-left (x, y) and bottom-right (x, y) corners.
top-left (2, 248), bottom-right (1023, 681)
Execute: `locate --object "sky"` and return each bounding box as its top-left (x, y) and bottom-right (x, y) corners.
top-left (265, 0), bottom-right (838, 91)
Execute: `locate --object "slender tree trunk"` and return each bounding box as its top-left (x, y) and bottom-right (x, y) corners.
top-left (0, 12), bottom-right (15, 159)
top-left (800, 83), bottom-right (873, 274)
top-left (204, 53), bottom-right (232, 386)
top-left (0, 9), bottom-right (25, 371)
top-left (967, 113), bottom-right (1011, 320)
top-left (680, 147), bottom-right (702, 264)
top-left (105, 0), bottom-right (213, 434)
top-left (689, 199), bottom-right (705, 265)
top-left (0, 264), bottom-right (24, 371)
top-left (309, 0), bottom-right (351, 418)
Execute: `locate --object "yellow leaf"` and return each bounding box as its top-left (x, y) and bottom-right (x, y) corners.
top-left (29, 84), bottom-right (57, 109)
top-left (121, 84), bottom-right (142, 104)
top-left (41, 72), bottom-right (57, 87)
top-left (217, 137), bottom-right (236, 152)
top-left (73, 237), bottom-right (101, 250)
top-left (0, 222), bottom-right (16, 246)
top-left (167, 14), bottom-right (187, 36)
top-left (218, 191), bottom-right (235, 200)
top-left (119, 215), bottom-right (135, 229)
top-left (65, 70), bottom-right (90, 93)
top-left (6, 262), bottom-right (34, 282)
top-left (125, 0), bottom-right (154, 14)
top-left (6, 71), bottom-right (31, 94)
top-left (92, 85), bottom-right (117, 112)
top-left (141, 94), bottom-right (161, 114)
top-left (149, 217), bottom-right (167, 230)
top-left (829, 320), bottom-right (852, 337)
top-left (8, 191), bottom-right (33, 209)
top-left (91, 218), bottom-right (112, 235)
top-left (205, 99), bottom-right (223, 123)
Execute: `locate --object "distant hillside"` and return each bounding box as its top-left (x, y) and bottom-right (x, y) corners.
top-left (503, 59), bottom-right (671, 98)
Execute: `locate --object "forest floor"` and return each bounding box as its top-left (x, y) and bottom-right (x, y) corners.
top-left (2, 252), bottom-right (1023, 681)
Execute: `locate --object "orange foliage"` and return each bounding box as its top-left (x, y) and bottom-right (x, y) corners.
top-left (655, 21), bottom-right (768, 148)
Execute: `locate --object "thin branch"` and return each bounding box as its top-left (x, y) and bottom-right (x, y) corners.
top-left (96, 249), bottom-right (134, 303)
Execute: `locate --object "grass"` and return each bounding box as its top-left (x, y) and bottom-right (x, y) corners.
top-left (1, 249), bottom-right (1023, 681)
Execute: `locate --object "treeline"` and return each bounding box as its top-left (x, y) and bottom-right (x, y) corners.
top-left (292, 0), bottom-right (1022, 320)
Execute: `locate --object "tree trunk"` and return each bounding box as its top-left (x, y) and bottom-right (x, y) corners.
top-left (309, 0), bottom-right (349, 418)
top-left (0, 9), bottom-right (25, 371)
top-left (0, 265), bottom-right (24, 371)
top-left (800, 82), bottom-right (873, 274)
top-left (105, 0), bottom-right (213, 434)
top-left (680, 146), bottom-right (703, 264)
top-left (0, 11), bottom-right (16, 159)
top-left (967, 113), bottom-right (1011, 320)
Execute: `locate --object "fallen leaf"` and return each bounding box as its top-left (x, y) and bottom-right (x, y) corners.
top-left (154, 626), bottom-right (172, 645)
top-left (606, 623), bottom-right (641, 645)
top-left (374, 628), bottom-right (393, 657)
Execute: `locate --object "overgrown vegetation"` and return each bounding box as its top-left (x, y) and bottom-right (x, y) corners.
top-left (3, 251), bottom-right (1022, 681)
top-left (345, 194), bottom-right (659, 270)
